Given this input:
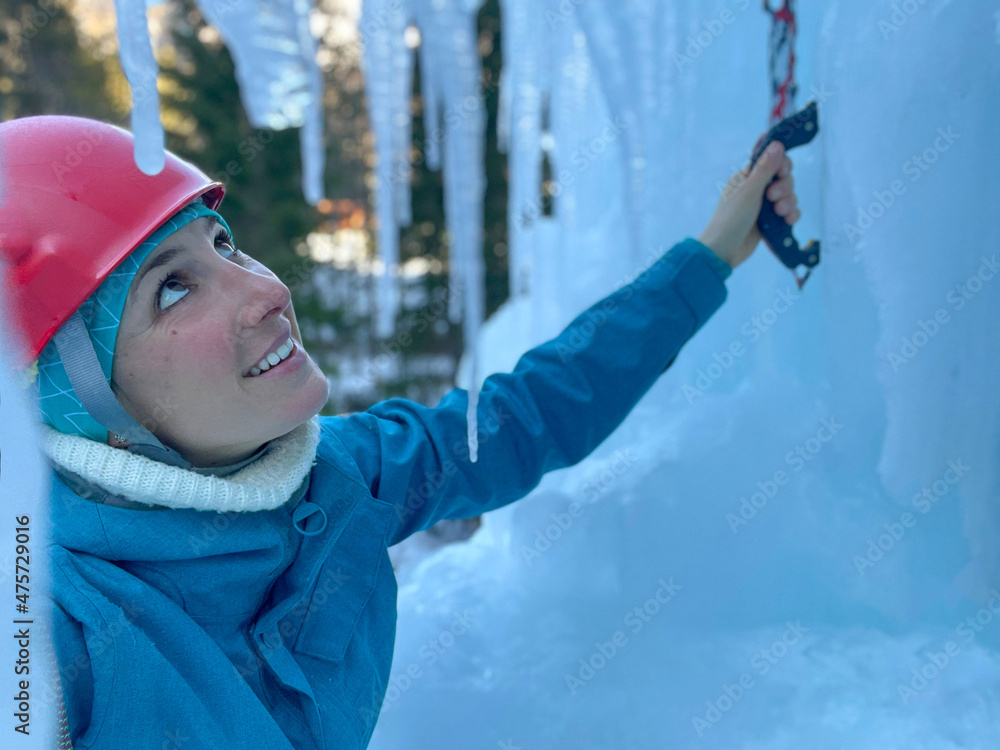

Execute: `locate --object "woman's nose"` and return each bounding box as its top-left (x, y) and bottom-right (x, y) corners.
top-left (236, 268), bottom-right (293, 329)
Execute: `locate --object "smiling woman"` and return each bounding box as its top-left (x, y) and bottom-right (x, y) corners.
top-left (0, 115), bottom-right (329, 472)
top-left (109, 207), bottom-right (329, 467)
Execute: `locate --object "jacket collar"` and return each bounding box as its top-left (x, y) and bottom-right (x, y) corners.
top-left (38, 416), bottom-right (321, 513)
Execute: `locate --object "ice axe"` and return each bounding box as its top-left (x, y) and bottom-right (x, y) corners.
top-left (747, 99), bottom-right (820, 289)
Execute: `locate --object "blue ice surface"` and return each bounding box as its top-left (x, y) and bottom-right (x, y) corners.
top-left (368, 1), bottom-right (1000, 748)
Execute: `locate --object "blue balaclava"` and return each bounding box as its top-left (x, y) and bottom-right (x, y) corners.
top-left (36, 200), bottom-right (233, 441)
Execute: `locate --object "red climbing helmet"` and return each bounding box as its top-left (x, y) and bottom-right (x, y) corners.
top-left (0, 116), bottom-right (225, 367)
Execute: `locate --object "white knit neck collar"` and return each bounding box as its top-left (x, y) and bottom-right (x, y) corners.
top-left (40, 416), bottom-right (321, 513)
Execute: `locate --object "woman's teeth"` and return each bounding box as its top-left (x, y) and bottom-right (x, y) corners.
top-left (249, 337), bottom-right (295, 377)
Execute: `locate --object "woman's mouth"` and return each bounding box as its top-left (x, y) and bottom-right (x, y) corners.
top-left (245, 337), bottom-right (303, 379)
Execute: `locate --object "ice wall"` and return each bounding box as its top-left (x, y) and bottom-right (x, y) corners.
top-left (368, 1), bottom-right (1000, 747)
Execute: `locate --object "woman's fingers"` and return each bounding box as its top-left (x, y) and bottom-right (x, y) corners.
top-left (767, 155), bottom-right (798, 223)
top-left (774, 195), bottom-right (798, 218)
top-left (775, 201), bottom-right (800, 223)
top-left (766, 173), bottom-right (794, 201)
top-left (766, 155), bottom-right (795, 202)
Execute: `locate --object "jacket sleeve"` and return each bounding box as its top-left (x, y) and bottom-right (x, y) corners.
top-left (328, 238), bottom-right (731, 546)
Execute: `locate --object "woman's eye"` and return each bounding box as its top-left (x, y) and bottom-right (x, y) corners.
top-left (158, 277), bottom-right (189, 310)
top-left (216, 236), bottom-right (250, 265)
top-left (156, 234), bottom-right (242, 312)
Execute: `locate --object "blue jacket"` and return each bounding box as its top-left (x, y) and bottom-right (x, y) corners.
top-left (47, 238), bottom-right (730, 750)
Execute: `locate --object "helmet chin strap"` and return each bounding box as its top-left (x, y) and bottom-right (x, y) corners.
top-left (51, 312), bottom-right (193, 469)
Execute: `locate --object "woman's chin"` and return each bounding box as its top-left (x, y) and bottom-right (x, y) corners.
top-left (277, 369), bottom-right (330, 424)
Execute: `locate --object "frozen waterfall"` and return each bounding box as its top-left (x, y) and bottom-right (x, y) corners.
top-left (369, 1), bottom-right (1000, 748)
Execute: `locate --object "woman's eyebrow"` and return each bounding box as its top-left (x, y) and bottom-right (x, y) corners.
top-left (128, 217), bottom-right (222, 303)
top-left (131, 246), bottom-right (185, 298)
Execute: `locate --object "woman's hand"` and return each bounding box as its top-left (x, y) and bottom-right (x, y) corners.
top-left (697, 141), bottom-right (800, 271)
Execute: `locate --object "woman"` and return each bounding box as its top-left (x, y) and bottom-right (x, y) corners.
top-left (0, 115), bottom-right (797, 749)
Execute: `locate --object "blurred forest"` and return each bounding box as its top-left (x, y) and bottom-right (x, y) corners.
top-left (0, 0), bottom-right (511, 417)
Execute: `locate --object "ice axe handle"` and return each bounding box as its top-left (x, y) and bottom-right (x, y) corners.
top-left (748, 100), bottom-right (821, 285)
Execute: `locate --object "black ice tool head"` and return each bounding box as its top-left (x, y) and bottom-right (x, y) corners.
top-left (748, 100), bottom-right (820, 289)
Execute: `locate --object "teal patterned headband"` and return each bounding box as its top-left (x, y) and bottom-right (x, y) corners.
top-left (36, 201), bottom-right (233, 441)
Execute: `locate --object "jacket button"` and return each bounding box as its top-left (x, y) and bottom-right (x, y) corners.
top-left (292, 501), bottom-right (327, 536)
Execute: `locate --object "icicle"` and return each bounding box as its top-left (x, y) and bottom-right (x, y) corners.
top-left (497, 0), bottom-right (544, 299)
top-left (193, 0), bottom-right (327, 203)
top-left (113, 0), bottom-right (165, 175)
top-left (462, 151), bottom-right (485, 461)
top-left (408, 1), bottom-right (456, 325)
top-left (575, 1), bottom-right (643, 266)
top-left (405, 0), bottom-right (487, 456)
top-left (293, 0), bottom-right (327, 205)
top-left (108, 0), bottom-right (330, 198)
top-left (392, 20), bottom-right (415, 227)
top-left (556, 28), bottom-right (590, 234)
top-left (447, 5), bottom-right (486, 460)
top-left (466, 349), bottom-right (479, 462)
top-left (495, 65), bottom-right (510, 154)
top-left (299, 90), bottom-right (325, 206)
top-left (416, 20), bottom-right (443, 172)
top-left (360, 0), bottom-right (406, 338)
top-left (357, 0), bottom-right (489, 457)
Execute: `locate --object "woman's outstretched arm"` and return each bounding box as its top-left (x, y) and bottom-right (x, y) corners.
top-left (327, 142), bottom-right (797, 547)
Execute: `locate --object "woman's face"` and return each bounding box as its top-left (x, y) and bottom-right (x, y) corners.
top-left (111, 215), bottom-right (330, 467)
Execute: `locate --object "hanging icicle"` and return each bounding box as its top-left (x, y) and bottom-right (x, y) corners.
top-left (360, 0), bottom-right (487, 460)
top-left (112, 0), bottom-right (164, 175)
top-left (496, 0), bottom-right (545, 299)
top-left (109, 0), bottom-right (326, 202)
top-left (195, 0), bottom-right (326, 204)
top-left (413, 0), bottom-right (486, 461)
top-left (360, 0), bottom-right (409, 339)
